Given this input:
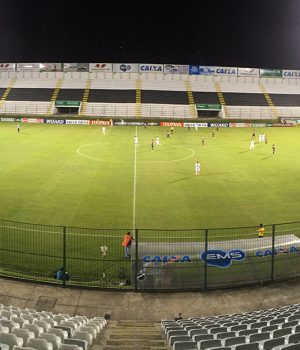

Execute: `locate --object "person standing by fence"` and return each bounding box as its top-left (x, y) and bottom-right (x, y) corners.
top-left (122, 231), bottom-right (134, 258)
top-left (257, 223), bottom-right (265, 238)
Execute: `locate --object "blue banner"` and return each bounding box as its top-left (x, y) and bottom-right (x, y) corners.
top-left (198, 66), bottom-right (215, 75)
top-left (189, 65), bottom-right (200, 75)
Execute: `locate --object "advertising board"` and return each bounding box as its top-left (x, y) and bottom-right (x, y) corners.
top-left (112, 63), bottom-right (139, 73)
top-left (89, 63), bottom-right (113, 72)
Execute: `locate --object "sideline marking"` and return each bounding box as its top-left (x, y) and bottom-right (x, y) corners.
top-left (76, 143), bottom-right (195, 164)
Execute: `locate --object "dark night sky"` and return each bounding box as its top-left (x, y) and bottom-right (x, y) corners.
top-left (1, 0), bottom-right (300, 69)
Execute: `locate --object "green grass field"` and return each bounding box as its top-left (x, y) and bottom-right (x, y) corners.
top-left (0, 122), bottom-right (299, 229)
top-left (0, 122), bottom-right (300, 289)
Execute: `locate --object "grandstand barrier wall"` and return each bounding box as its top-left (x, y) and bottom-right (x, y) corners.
top-left (0, 218), bottom-right (300, 291)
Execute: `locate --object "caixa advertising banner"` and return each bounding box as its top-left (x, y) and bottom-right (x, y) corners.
top-left (215, 66), bottom-right (238, 76)
top-left (89, 63), bottom-right (113, 72)
top-left (112, 63), bottom-right (139, 73)
top-left (282, 70), bottom-right (300, 79)
top-left (0, 63), bottom-right (16, 71)
top-left (139, 64), bottom-right (164, 73)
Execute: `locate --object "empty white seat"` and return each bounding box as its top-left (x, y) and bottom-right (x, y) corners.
top-left (0, 320), bottom-right (20, 332)
top-left (0, 325), bottom-right (10, 333)
top-left (40, 312), bottom-right (54, 318)
top-left (40, 318), bottom-right (57, 327)
top-left (47, 328), bottom-right (67, 341)
top-left (72, 331), bottom-right (92, 346)
top-left (11, 316), bottom-right (29, 328)
top-left (1, 311), bottom-right (14, 319)
top-left (61, 321), bottom-right (78, 331)
top-left (27, 338), bottom-right (53, 350)
top-left (11, 328), bottom-right (34, 346)
top-left (78, 326), bottom-right (96, 339)
top-left (91, 317), bottom-right (106, 327)
top-left (85, 322), bottom-right (100, 333)
top-left (13, 346), bottom-right (35, 350)
top-left (52, 315), bottom-right (65, 324)
top-left (62, 339), bottom-right (87, 350)
top-left (0, 332), bottom-right (23, 350)
top-left (38, 333), bottom-right (61, 350)
top-left (23, 324), bottom-right (44, 338)
top-left (21, 315), bottom-right (35, 324)
top-left (59, 344), bottom-right (81, 350)
top-left (33, 320), bottom-right (50, 333)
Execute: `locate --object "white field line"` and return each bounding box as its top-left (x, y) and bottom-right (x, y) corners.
top-left (132, 126), bottom-right (138, 234)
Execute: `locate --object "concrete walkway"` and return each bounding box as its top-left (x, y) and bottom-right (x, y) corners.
top-left (0, 278), bottom-right (300, 321)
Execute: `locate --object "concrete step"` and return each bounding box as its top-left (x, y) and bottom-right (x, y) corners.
top-left (106, 339), bottom-right (165, 346)
top-left (103, 347), bottom-right (167, 350)
top-left (109, 334), bottom-right (162, 340)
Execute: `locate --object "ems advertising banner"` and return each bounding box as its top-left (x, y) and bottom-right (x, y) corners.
top-left (238, 68), bottom-right (260, 77)
top-left (17, 63), bottom-right (40, 71)
top-left (112, 63), bottom-right (139, 73)
top-left (260, 69), bottom-right (282, 78)
top-left (215, 66), bottom-right (238, 76)
top-left (198, 66), bottom-right (215, 75)
top-left (139, 64), bottom-right (164, 72)
top-left (282, 70), bottom-right (300, 79)
top-left (0, 63), bottom-right (16, 71)
top-left (163, 64), bottom-right (189, 74)
top-left (89, 63), bottom-right (113, 72)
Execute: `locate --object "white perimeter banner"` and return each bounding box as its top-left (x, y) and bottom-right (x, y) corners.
top-left (282, 70), bottom-right (300, 78)
top-left (17, 63), bottom-right (40, 71)
top-left (0, 63), bottom-right (16, 71)
top-left (89, 63), bottom-right (112, 72)
top-left (66, 120), bottom-right (89, 125)
top-left (215, 66), bottom-right (238, 76)
top-left (164, 64), bottom-right (189, 74)
top-left (113, 63), bottom-right (139, 73)
top-left (139, 63), bottom-right (164, 73)
top-left (238, 68), bottom-right (260, 76)
top-left (184, 122), bottom-right (208, 128)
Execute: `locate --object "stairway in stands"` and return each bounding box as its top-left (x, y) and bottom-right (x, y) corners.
top-left (135, 80), bottom-right (142, 118)
top-left (185, 80), bottom-right (197, 118)
top-left (92, 320), bottom-right (168, 350)
top-left (80, 78), bottom-right (92, 115)
top-left (259, 82), bottom-right (279, 118)
top-left (47, 78), bottom-right (63, 115)
top-left (214, 81), bottom-right (229, 118)
top-left (0, 77), bottom-right (16, 111)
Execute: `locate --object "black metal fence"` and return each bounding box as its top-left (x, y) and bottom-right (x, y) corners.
top-left (0, 218), bottom-right (300, 291)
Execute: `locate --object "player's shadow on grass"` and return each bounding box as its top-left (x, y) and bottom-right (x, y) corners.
top-left (262, 156), bottom-right (272, 160)
top-left (239, 150), bottom-right (250, 153)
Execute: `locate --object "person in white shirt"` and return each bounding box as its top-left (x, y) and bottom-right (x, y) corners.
top-left (259, 133), bottom-right (262, 143)
top-left (250, 139), bottom-right (255, 150)
top-left (195, 161), bottom-right (200, 175)
top-left (102, 126), bottom-right (106, 135)
top-left (156, 136), bottom-right (160, 146)
top-left (134, 135), bottom-right (138, 144)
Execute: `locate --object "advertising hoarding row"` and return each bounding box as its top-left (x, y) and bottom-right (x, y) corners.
top-left (0, 62), bottom-right (300, 78)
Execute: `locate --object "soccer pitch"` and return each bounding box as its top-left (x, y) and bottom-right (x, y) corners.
top-left (0, 122), bottom-right (300, 230)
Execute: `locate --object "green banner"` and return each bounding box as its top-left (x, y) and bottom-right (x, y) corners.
top-left (55, 100), bottom-right (81, 107)
top-left (196, 104), bottom-right (222, 111)
top-left (259, 69), bottom-right (282, 78)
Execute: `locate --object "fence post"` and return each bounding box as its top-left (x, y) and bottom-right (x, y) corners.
top-left (62, 226), bottom-right (67, 288)
top-left (271, 224), bottom-right (275, 282)
top-left (204, 229), bottom-right (208, 291)
top-left (134, 229), bottom-right (139, 292)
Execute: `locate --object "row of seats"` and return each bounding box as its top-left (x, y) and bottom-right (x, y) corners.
top-left (162, 304), bottom-right (300, 350)
top-left (0, 304), bottom-right (106, 350)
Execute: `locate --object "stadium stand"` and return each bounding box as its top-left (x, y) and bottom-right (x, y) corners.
top-left (0, 304), bottom-right (108, 350)
top-left (162, 303), bottom-right (300, 350)
top-left (1, 70), bottom-right (300, 118)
